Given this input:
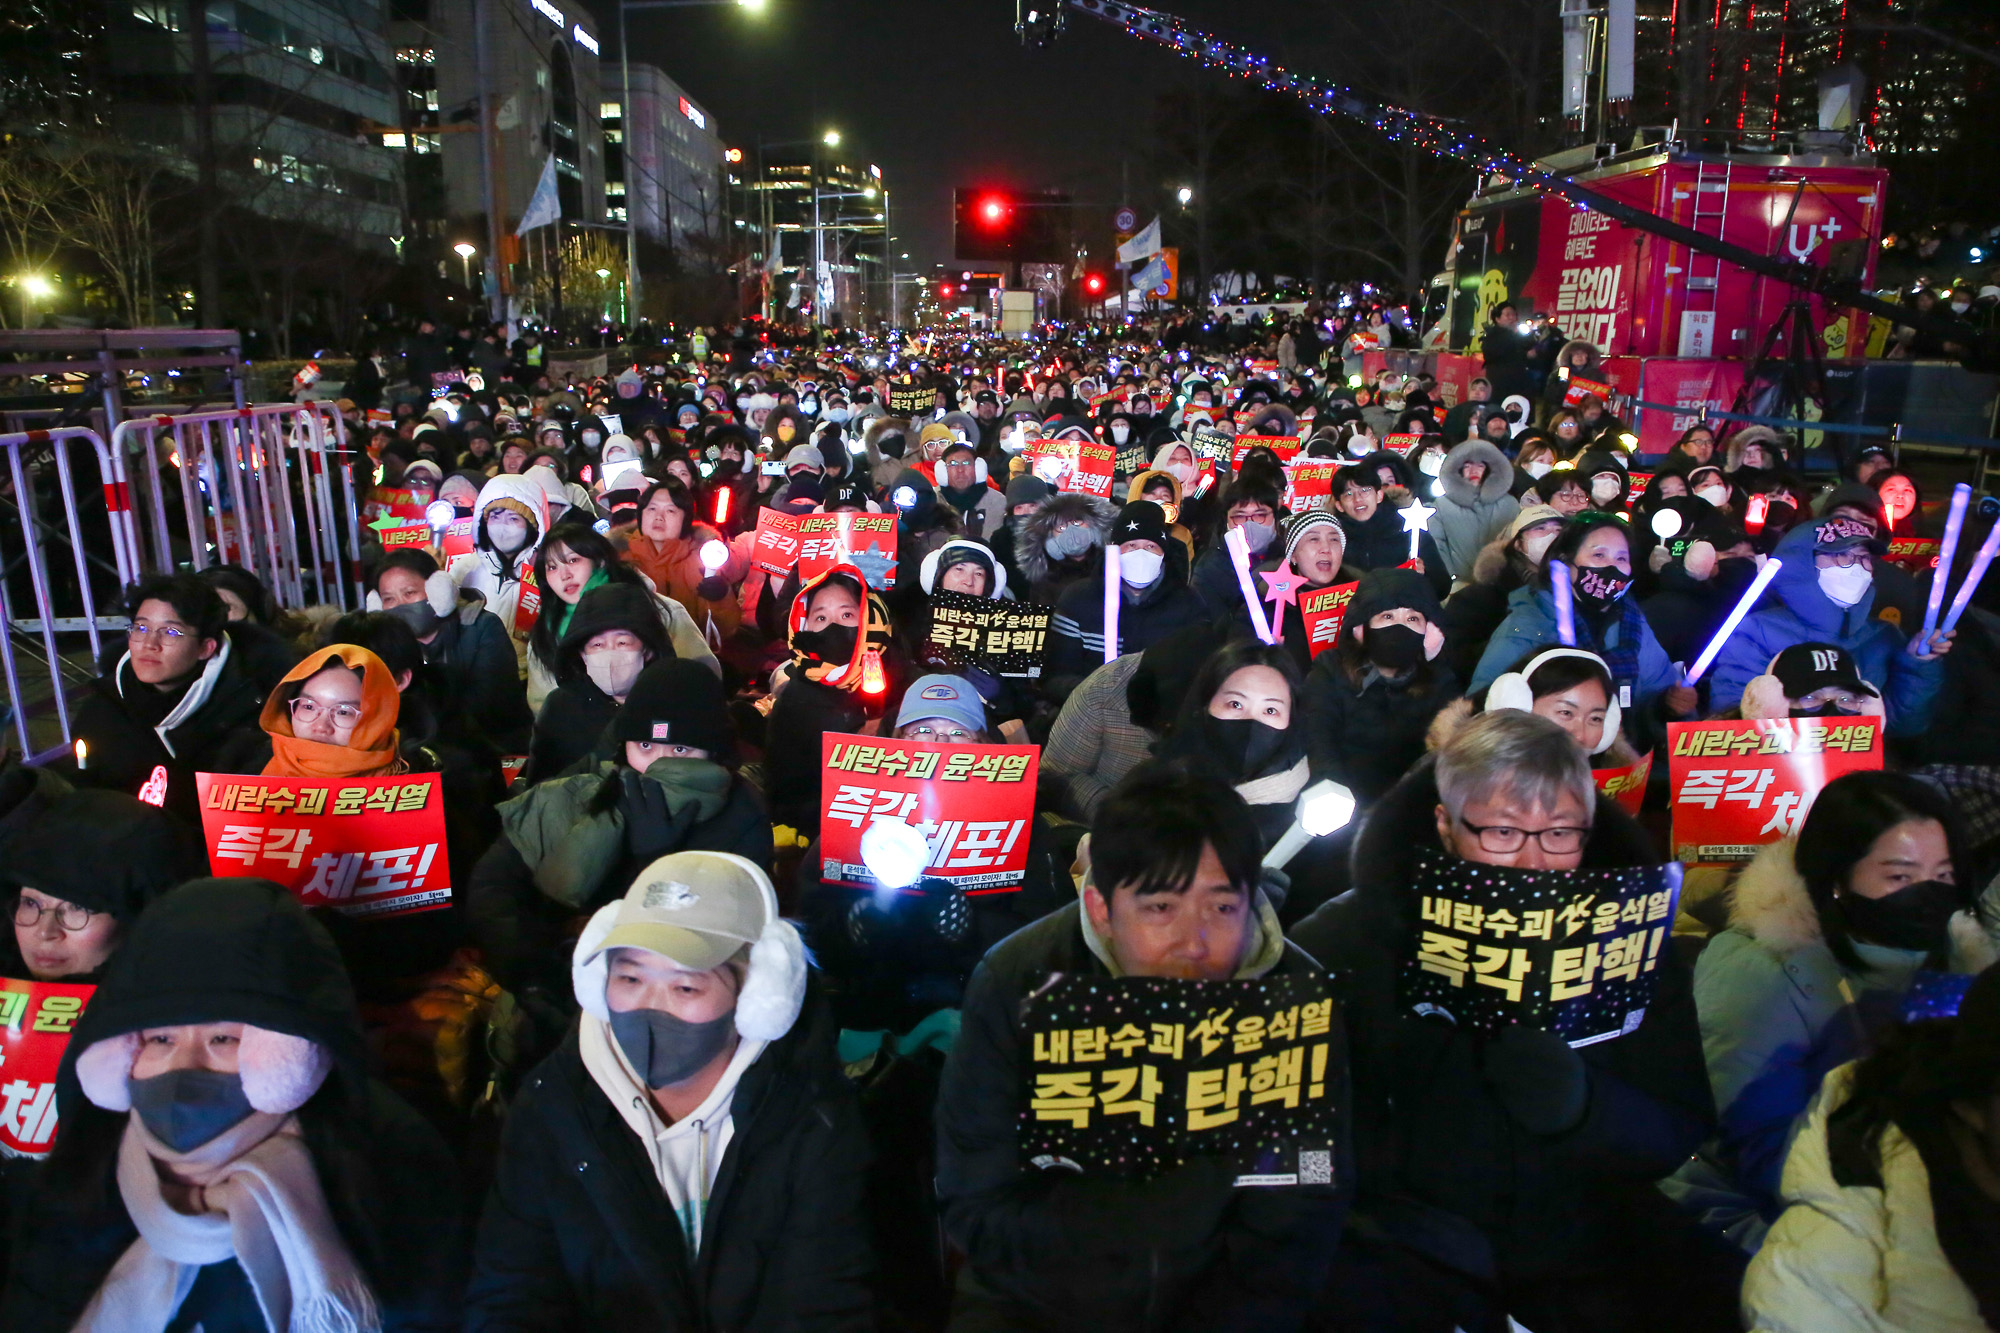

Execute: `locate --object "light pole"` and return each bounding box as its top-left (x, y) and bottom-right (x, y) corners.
top-left (454, 242), bottom-right (477, 293)
top-left (615, 0), bottom-right (766, 337)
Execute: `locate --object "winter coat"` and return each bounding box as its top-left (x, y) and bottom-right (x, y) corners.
top-left (1470, 583), bottom-right (1678, 719)
top-left (862, 416), bottom-right (913, 492)
top-left (464, 1001), bottom-right (874, 1333)
top-left (1288, 760), bottom-right (1713, 1291)
top-left (1046, 564), bottom-right (1209, 703)
top-left (764, 675), bottom-right (868, 836)
top-left (935, 902), bottom-right (1349, 1333)
top-left (448, 473), bottom-right (551, 677)
top-left (527, 679), bottom-right (619, 782)
top-left (1035, 653), bottom-right (1150, 824)
top-left (1907, 604), bottom-right (2000, 765)
top-left (1707, 523), bottom-right (1943, 735)
top-left (1667, 839), bottom-right (1996, 1246)
top-left (1742, 1063), bottom-right (1990, 1333)
top-left (1440, 538), bottom-right (1532, 683)
top-left (1336, 503), bottom-right (1451, 602)
top-left (1015, 492), bottom-right (1117, 607)
top-left (59, 626), bottom-right (280, 823)
top-left (418, 588), bottom-right (533, 754)
top-left (617, 523), bottom-right (748, 644)
top-left (1639, 558), bottom-right (1744, 671)
top-left (1479, 323), bottom-right (1533, 400)
top-left (527, 585), bottom-right (715, 714)
top-left (1428, 440), bottom-right (1520, 585)
top-left (1301, 656), bottom-right (1461, 805)
top-left (938, 480), bottom-right (1007, 542)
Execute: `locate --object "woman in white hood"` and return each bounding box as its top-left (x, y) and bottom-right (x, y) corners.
top-left (448, 473), bottom-right (549, 675)
top-left (465, 853), bottom-right (875, 1331)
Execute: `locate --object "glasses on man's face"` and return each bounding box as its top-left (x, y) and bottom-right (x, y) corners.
top-left (128, 622), bottom-right (189, 641)
top-left (1820, 550), bottom-right (1872, 570)
top-left (14, 897), bottom-right (95, 932)
top-left (288, 696), bottom-right (364, 728)
top-left (906, 725), bottom-right (974, 743)
top-left (1457, 817), bottom-right (1589, 856)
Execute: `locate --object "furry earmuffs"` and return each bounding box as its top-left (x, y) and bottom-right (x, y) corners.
top-left (77, 1027), bottom-right (333, 1115)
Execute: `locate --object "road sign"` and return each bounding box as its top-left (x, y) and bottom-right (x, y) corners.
top-left (1114, 206), bottom-right (1138, 233)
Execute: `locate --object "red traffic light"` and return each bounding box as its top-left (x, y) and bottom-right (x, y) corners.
top-left (939, 283), bottom-right (955, 298)
top-left (977, 194), bottom-right (1009, 227)
top-left (1083, 273), bottom-right (1105, 294)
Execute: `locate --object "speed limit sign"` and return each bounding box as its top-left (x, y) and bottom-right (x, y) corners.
top-left (1113, 206), bottom-right (1138, 233)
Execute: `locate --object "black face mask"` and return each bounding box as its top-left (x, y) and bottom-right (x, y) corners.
top-left (1790, 700), bottom-right (1861, 719)
top-left (793, 623), bottom-right (857, 666)
top-left (608, 1007), bottom-right (737, 1089)
top-left (1839, 879), bottom-right (1960, 953)
top-left (128, 1068), bottom-right (256, 1152)
top-left (1191, 713), bottom-right (1301, 782)
top-left (1571, 564), bottom-right (1633, 618)
top-left (1363, 622), bottom-right (1426, 671)
top-left (785, 472), bottom-right (824, 503)
top-left (385, 598), bottom-right (441, 639)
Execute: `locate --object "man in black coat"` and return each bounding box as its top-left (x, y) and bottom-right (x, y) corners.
top-left (1290, 711), bottom-right (1716, 1332)
top-left (1479, 303), bottom-right (1533, 403)
top-left (1332, 467), bottom-right (1451, 602)
top-left (935, 762), bottom-right (1349, 1332)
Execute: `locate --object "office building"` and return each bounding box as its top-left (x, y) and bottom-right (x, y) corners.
top-left (604, 63), bottom-right (726, 251)
top-left (733, 144), bottom-right (889, 326)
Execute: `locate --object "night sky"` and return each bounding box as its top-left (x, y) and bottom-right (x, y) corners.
top-left (589, 0), bottom-right (1310, 266)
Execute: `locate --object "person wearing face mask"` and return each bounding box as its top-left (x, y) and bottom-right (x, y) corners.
top-left (936, 439), bottom-right (1006, 539)
top-left (1046, 500), bottom-right (1206, 704)
top-left (765, 567), bottom-right (899, 835)
top-left (1709, 516), bottom-right (1951, 735)
top-left (1665, 772), bottom-right (1995, 1256)
top-left (1428, 437), bottom-right (1521, 587)
top-left (527, 583), bottom-right (675, 782)
top-left (1016, 488), bottom-right (1116, 607)
top-left (369, 549), bottom-right (531, 752)
top-left (1189, 476), bottom-right (1285, 617)
top-left (1291, 711), bottom-right (1714, 1333)
top-left (2, 878), bottom-right (464, 1333)
top-left (1571, 449), bottom-right (1631, 516)
top-left (1472, 515), bottom-right (1696, 745)
top-left (467, 660), bottom-right (771, 1007)
top-left (467, 853), bottom-right (870, 1330)
top-left (447, 473), bottom-right (550, 675)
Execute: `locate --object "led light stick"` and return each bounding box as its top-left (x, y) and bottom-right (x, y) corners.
top-left (1941, 520), bottom-right (2000, 636)
top-left (1102, 543), bottom-right (1123, 663)
top-left (1259, 562), bottom-right (1309, 645)
top-left (1263, 779), bottom-right (1357, 869)
top-left (1684, 557), bottom-right (1784, 685)
top-left (1224, 525), bottom-right (1278, 644)
top-left (1920, 482), bottom-right (1972, 646)
top-left (1550, 560), bottom-right (1576, 647)
top-left (1401, 495), bottom-right (1434, 561)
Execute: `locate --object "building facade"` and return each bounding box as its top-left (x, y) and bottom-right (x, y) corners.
top-left (604, 63), bottom-right (726, 251)
top-left (734, 145), bottom-right (889, 326)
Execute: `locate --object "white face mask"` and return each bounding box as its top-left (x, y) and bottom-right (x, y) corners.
top-left (1120, 548), bottom-right (1165, 588)
top-left (1523, 459), bottom-right (1552, 479)
top-left (1520, 529), bottom-right (1560, 565)
top-left (1110, 421), bottom-right (1131, 444)
top-left (1590, 476), bottom-right (1623, 503)
top-left (582, 429), bottom-right (601, 446)
top-left (1166, 461), bottom-right (1197, 486)
top-left (585, 647), bottom-right (647, 699)
top-left (1951, 301), bottom-right (1971, 314)
top-left (1418, 452), bottom-right (1444, 476)
top-left (1818, 562), bottom-right (1873, 608)
top-left (825, 406), bottom-right (850, 423)
top-left (1695, 484), bottom-right (1730, 508)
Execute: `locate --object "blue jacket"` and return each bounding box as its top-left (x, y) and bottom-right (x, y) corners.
top-left (1469, 583), bottom-right (1678, 715)
top-left (1706, 523), bottom-right (1942, 736)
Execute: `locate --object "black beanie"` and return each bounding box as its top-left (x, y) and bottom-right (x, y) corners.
top-left (1348, 566), bottom-right (1443, 629)
top-left (6, 789), bottom-right (203, 920)
top-left (1111, 500), bottom-right (1170, 549)
top-left (610, 657), bottom-right (736, 760)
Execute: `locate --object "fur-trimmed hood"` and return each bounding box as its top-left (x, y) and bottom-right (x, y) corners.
top-left (1727, 838), bottom-right (1998, 970)
top-left (1439, 439), bottom-right (1516, 507)
top-left (862, 415), bottom-right (913, 489)
top-left (1014, 491), bottom-right (1117, 589)
top-left (1725, 425), bottom-right (1788, 474)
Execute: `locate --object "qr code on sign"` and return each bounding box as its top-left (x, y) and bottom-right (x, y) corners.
top-left (1298, 1150), bottom-right (1333, 1185)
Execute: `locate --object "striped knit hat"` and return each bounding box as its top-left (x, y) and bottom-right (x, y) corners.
top-left (1284, 509), bottom-right (1345, 563)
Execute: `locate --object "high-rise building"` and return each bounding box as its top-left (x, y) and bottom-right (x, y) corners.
top-left (603, 63), bottom-right (726, 250)
top-left (733, 144), bottom-right (889, 325)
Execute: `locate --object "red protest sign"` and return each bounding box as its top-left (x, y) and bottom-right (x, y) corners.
top-left (0, 979), bottom-right (94, 1156)
top-left (1299, 580), bottom-right (1359, 658)
top-left (1594, 752), bottom-right (1653, 816)
top-left (500, 756), bottom-right (528, 788)
top-left (440, 516), bottom-right (477, 559)
top-left (1285, 461), bottom-right (1339, 512)
top-left (751, 511), bottom-right (900, 584)
top-left (362, 487), bottom-right (425, 524)
top-left (1883, 537), bottom-right (1941, 574)
top-left (1232, 435), bottom-right (1300, 470)
top-left (1563, 375), bottom-right (1614, 407)
top-left (817, 735), bottom-right (1040, 892)
top-left (513, 566), bottom-right (541, 637)
top-left (1666, 719), bottom-right (1882, 863)
top-left (376, 519), bottom-right (433, 551)
top-left (1025, 439), bottom-right (1117, 498)
top-left (196, 773), bottom-right (452, 918)
top-left (1624, 471), bottom-right (1654, 504)
top-left (1382, 432), bottom-right (1422, 455)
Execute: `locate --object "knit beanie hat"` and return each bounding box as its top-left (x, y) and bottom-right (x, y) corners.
top-left (610, 658), bottom-right (736, 760)
top-left (1111, 500), bottom-right (1171, 549)
top-left (1283, 509), bottom-right (1345, 563)
top-left (1005, 476), bottom-right (1052, 508)
top-left (7, 790), bottom-right (202, 921)
top-left (1348, 566), bottom-right (1443, 628)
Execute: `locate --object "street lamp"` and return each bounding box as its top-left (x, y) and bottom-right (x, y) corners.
top-left (822, 129), bottom-right (841, 147)
top-left (453, 242), bottom-right (477, 291)
top-left (14, 273), bottom-right (52, 327)
top-left (1177, 186), bottom-right (1193, 206)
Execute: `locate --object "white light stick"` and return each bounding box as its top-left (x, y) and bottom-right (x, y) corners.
top-left (1921, 483), bottom-right (1973, 645)
top-left (1941, 521), bottom-right (2000, 636)
top-left (1102, 542), bottom-right (1122, 663)
top-left (1551, 560), bottom-right (1576, 646)
top-left (425, 499), bottom-right (455, 532)
top-left (700, 539), bottom-right (728, 575)
top-left (1401, 495), bottom-right (1434, 561)
top-left (1263, 779), bottom-right (1357, 869)
top-left (1684, 557), bottom-right (1784, 685)
top-left (1225, 525), bottom-right (1278, 644)
top-left (860, 816), bottom-right (931, 891)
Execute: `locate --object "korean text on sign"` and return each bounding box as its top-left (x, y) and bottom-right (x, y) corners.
top-left (750, 510), bottom-right (899, 585)
top-left (1299, 581), bottom-right (1359, 659)
top-left (1285, 462), bottom-right (1339, 512)
top-left (1593, 752), bottom-right (1652, 817)
top-left (0, 978), bottom-right (94, 1156)
top-left (1021, 974), bottom-right (1343, 1182)
top-left (1231, 435), bottom-right (1301, 470)
top-left (921, 591), bottom-right (1053, 679)
top-left (1025, 439), bottom-right (1117, 498)
top-left (195, 773), bottom-right (452, 919)
top-left (817, 736), bottom-right (1039, 891)
top-left (1665, 718), bottom-right (1882, 863)
top-left (1396, 850), bottom-right (1683, 1047)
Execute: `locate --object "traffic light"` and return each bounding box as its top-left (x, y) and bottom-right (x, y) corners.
top-left (977, 194), bottom-right (1010, 227)
top-left (939, 282), bottom-right (955, 300)
top-left (1083, 273), bottom-right (1106, 296)
top-left (953, 187), bottom-right (1070, 263)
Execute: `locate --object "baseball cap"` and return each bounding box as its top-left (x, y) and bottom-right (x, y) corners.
top-left (894, 674), bottom-right (987, 737)
top-left (589, 852), bottom-right (772, 973)
top-left (1770, 642), bottom-right (1877, 701)
top-left (783, 443), bottom-right (823, 473)
top-left (1814, 515), bottom-right (1886, 555)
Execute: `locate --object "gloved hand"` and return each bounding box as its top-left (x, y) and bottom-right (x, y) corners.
top-left (619, 768), bottom-right (702, 862)
top-left (1480, 1023), bottom-right (1589, 1136)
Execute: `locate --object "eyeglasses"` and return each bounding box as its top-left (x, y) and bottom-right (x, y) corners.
top-left (1457, 817), bottom-right (1589, 856)
top-left (128, 622), bottom-right (190, 641)
top-left (1819, 550), bottom-right (1872, 569)
top-left (905, 725), bottom-right (975, 742)
top-left (288, 696), bottom-right (365, 728)
top-left (13, 897), bottom-right (96, 932)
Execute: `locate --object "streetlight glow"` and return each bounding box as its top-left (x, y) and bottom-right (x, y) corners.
top-left (453, 242), bottom-right (476, 258)
top-left (1177, 186), bottom-right (1193, 205)
top-left (18, 275), bottom-right (52, 298)
top-left (595, 267), bottom-right (611, 278)
top-left (736, 0), bottom-right (765, 10)
top-left (822, 129), bottom-right (841, 147)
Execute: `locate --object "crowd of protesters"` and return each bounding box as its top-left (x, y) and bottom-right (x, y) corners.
top-left (1, 308), bottom-right (1997, 1333)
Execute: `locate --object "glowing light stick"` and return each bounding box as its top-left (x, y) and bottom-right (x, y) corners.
top-left (73, 738), bottom-right (87, 771)
top-left (1685, 557), bottom-right (1785, 685)
top-left (700, 539), bottom-right (728, 575)
top-left (1259, 562), bottom-right (1309, 644)
top-left (1920, 483), bottom-right (1972, 646)
top-left (1551, 560), bottom-right (1576, 646)
top-left (1102, 543), bottom-right (1122, 663)
top-left (713, 486), bottom-right (732, 526)
top-left (1401, 495), bottom-right (1434, 561)
top-left (1224, 525), bottom-right (1278, 644)
top-left (1942, 520), bottom-right (2000, 636)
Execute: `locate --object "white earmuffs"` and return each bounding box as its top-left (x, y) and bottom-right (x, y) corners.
top-left (76, 1026), bottom-right (333, 1114)
top-left (571, 852), bottom-right (808, 1043)
top-left (919, 540), bottom-right (1008, 599)
top-left (1486, 647), bottom-right (1622, 755)
top-left (364, 569), bottom-right (459, 616)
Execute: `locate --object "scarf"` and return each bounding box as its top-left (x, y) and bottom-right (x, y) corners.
top-left (72, 1112), bottom-right (379, 1333)
top-left (547, 566), bottom-right (611, 642)
top-left (1571, 595), bottom-right (1644, 705)
top-left (261, 646), bottom-right (403, 780)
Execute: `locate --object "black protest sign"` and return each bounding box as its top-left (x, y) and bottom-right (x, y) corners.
top-left (889, 383), bottom-right (933, 416)
top-left (1020, 973), bottom-right (1343, 1183)
top-left (1189, 425), bottom-right (1231, 466)
top-left (1396, 850), bottom-right (1683, 1047)
top-left (1115, 440), bottom-right (1151, 477)
top-left (922, 592), bottom-right (1053, 679)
